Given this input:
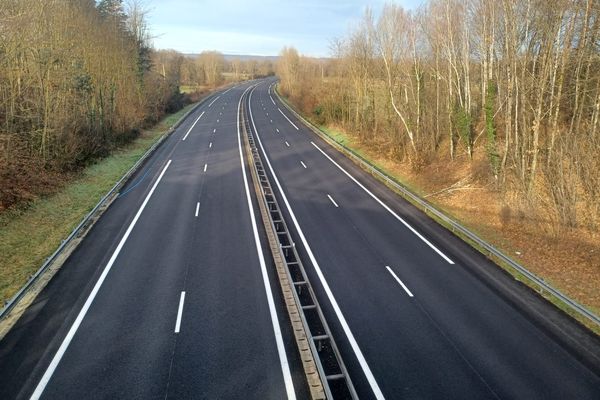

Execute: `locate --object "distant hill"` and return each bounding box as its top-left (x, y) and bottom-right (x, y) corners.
top-left (184, 53), bottom-right (278, 62)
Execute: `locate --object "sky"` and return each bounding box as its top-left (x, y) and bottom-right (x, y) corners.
top-left (146, 0), bottom-right (425, 57)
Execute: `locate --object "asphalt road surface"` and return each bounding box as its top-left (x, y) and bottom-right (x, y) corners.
top-left (243, 78), bottom-right (600, 399)
top-left (1, 77), bottom-right (599, 400)
top-left (0, 82), bottom-right (308, 400)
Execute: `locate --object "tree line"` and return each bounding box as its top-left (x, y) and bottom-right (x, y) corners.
top-left (278, 0), bottom-right (600, 231)
top-left (0, 0), bottom-right (273, 210)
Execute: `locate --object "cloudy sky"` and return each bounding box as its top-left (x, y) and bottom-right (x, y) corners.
top-left (147, 0), bottom-right (424, 57)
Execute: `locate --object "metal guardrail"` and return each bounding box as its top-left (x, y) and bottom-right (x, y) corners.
top-left (274, 86), bottom-right (600, 329)
top-left (242, 89), bottom-right (358, 399)
top-left (0, 91), bottom-right (222, 321)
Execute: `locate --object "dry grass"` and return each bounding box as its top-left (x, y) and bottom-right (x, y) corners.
top-left (317, 124), bottom-right (600, 317)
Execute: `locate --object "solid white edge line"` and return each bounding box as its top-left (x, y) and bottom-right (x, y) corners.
top-left (174, 291), bottom-right (186, 332)
top-left (182, 111), bottom-right (205, 141)
top-left (195, 202), bottom-right (200, 217)
top-left (310, 141), bottom-right (455, 265)
top-left (249, 88), bottom-right (385, 400)
top-left (30, 160), bottom-right (173, 400)
top-left (385, 266), bottom-right (414, 297)
top-left (277, 108), bottom-right (299, 130)
top-left (270, 95), bottom-right (276, 105)
top-left (300, 161), bottom-right (307, 169)
top-left (237, 85), bottom-right (296, 399)
top-left (208, 95), bottom-right (221, 107)
top-left (327, 194), bottom-right (339, 208)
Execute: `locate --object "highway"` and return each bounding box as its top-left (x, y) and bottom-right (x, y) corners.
top-left (243, 78), bottom-right (600, 399)
top-left (0, 77), bottom-right (599, 399)
top-left (0, 82), bottom-right (307, 399)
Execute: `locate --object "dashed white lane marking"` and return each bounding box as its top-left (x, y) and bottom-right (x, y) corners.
top-left (285, 141), bottom-right (290, 147)
top-left (195, 202), bottom-right (200, 217)
top-left (209, 142), bottom-right (212, 148)
top-left (386, 266), bottom-right (414, 297)
top-left (327, 194), bottom-right (339, 208)
top-left (174, 291), bottom-right (186, 333)
top-left (203, 163), bottom-right (207, 172)
top-left (300, 161), bottom-right (307, 169)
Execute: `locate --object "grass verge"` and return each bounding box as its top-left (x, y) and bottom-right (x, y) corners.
top-left (0, 103), bottom-right (197, 304)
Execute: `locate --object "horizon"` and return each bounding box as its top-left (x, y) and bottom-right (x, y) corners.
top-left (147, 0), bottom-right (425, 57)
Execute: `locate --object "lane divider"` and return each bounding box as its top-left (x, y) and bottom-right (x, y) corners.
top-left (174, 291), bottom-right (186, 333)
top-left (208, 95), bottom-right (221, 107)
top-left (278, 108), bottom-right (299, 130)
top-left (236, 85), bottom-right (296, 399)
top-left (386, 266), bottom-right (414, 297)
top-left (249, 88), bottom-right (385, 400)
top-left (327, 194), bottom-right (339, 208)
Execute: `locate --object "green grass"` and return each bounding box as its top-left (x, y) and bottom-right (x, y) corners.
top-left (0, 103), bottom-right (197, 304)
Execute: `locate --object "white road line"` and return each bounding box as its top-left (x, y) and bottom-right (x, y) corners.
top-left (237, 85), bottom-right (296, 399)
top-left (310, 142), bottom-right (454, 264)
top-left (248, 88), bottom-right (384, 400)
top-left (301, 161), bottom-right (307, 169)
top-left (175, 291), bottom-right (186, 333)
top-left (195, 202), bottom-right (200, 217)
top-left (270, 119), bottom-right (273, 123)
top-left (209, 142), bottom-right (212, 148)
top-left (276, 128), bottom-right (280, 133)
top-left (266, 112), bottom-right (269, 116)
top-left (30, 160), bottom-right (173, 400)
top-left (208, 95), bottom-right (221, 107)
top-left (386, 266), bottom-right (414, 297)
top-left (203, 163), bottom-right (207, 172)
top-left (213, 128), bottom-right (216, 134)
top-left (285, 141), bottom-right (290, 147)
top-left (182, 111), bottom-right (204, 141)
top-left (278, 108), bottom-right (299, 130)
top-left (270, 95), bottom-right (276, 105)
top-left (217, 119), bottom-right (220, 123)
top-left (327, 194), bottom-right (339, 208)
top-left (221, 85), bottom-right (236, 95)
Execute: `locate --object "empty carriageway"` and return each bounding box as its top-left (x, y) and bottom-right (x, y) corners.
top-left (0, 82), bottom-right (307, 400)
top-left (246, 78), bottom-right (600, 399)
